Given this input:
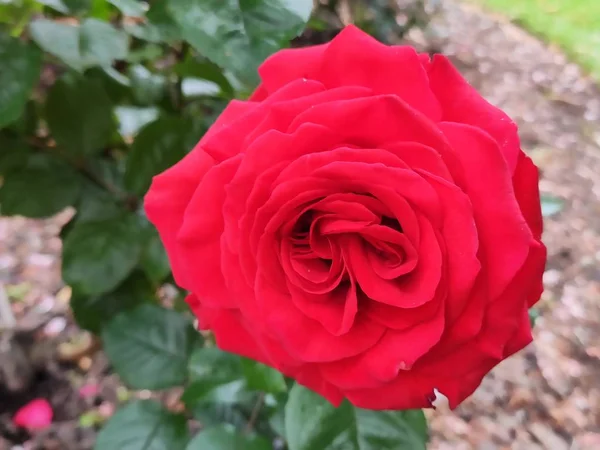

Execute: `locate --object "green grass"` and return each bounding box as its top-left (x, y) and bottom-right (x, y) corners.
top-left (473, 0), bottom-right (600, 81)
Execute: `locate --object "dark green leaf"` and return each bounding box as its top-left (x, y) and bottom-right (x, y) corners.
top-left (167, 0), bottom-right (313, 85)
top-left (285, 384), bottom-right (428, 450)
top-left (62, 213), bottom-right (144, 295)
top-left (46, 75), bottom-right (114, 156)
top-left (124, 116), bottom-right (190, 196)
top-left (0, 135), bottom-right (31, 175)
top-left (188, 347), bottom-right (242, 384)
top-left (71, 271), bottom-right (155, 333)
top-left (174, 56), bottom-right (234, 96)
top-left (0, 34), bottom-right (42, 128)
top-left (115, 106), bottom-right (159, 138)
top-left (36, 0), bottom-right (70, 14)
top-left (140, 227), bottom-right (171, 283)
top-left (74, 182), bottom-right (123, 223)
top-left (186, 426), bottom-right (271, 450)
top-left (102, 304), bottom-right (199, 389)
top-left (95, 400), bottom-right (189, 450)
top-left (541, 194), bottom-right (564, 217)
top-left (79, 18), bottom-right (129, 67)
top-left (86, 67), bottom-right (132, 104)
top-left (0, 155), bottom-right (81, 218)
top-left (241, 359), bottom-right (287, 394)
top-left (129, 64), bottom-right (167, 105)
top-left (29, 18), bottom-right (128, 71)
top-left (108, 0), bottom-right (146, 17)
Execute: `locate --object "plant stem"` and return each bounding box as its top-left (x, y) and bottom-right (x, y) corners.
top-left (245, 392), bottom-right (265, 434)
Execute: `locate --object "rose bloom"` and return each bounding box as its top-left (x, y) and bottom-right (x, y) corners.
top-left (145, 25), bottom-right (546, 410)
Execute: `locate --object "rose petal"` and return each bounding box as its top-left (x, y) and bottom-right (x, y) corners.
top-left (145, 150), bottom-right (216, 290)
top-left (426, 55), bottom-right (520, 172)
top-left (321, 25), bottom-right (441, 120)
top-left (13, 399), bottom-right (53, 430)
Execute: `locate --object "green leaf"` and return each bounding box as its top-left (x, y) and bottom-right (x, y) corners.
top-left (102, 304), bottom-right (199, 389)
top-left (174, 55), bottom-right (234, 96)
top-left (0, 135), bottom-right (31, 175)
top-left (36, 0), bottom-right (69, 14)
top-left (62, 213), bottom-right (145, 295)
top-left (285, 384), bottom-right (428, 450)
top-left (115, 105), bottom-right (159, 139)
top-left (140, 227), bottom-right (171, 284)
top-left (129, 64), bottom-right (167, 105)
top-left (71, 271), bottom-right (155, 333)
top-left (46, 75), bottom-right (114, 156)
top-left (0, 34), bottom-right (42, 128)
top-left (95, 400), bottom-right (189, 450)
top-left (29, 18), bottom-right (128, 71)
top-left (124, 116), bottom-right (190, 196)
top-left (187, 426), bottom-right (271, 450)
top-left (541, 194), bottom-right (564, 217)
top-left (167, 0), bottom-right (313, 85)
top-left (0, 155), bottom-right (81, 218)
top-left (108, 0), bottom-right (146, 17)
top-left (74, 182), bottom-right (123, 223)
top-left (189, 347), bottom-right (242, 384)
top-left (241, 359), bottom-right (287, 394)
top-left (124, 1), bottom-right (181, 43)
top-left (0, 0), bottom-right (42, 36)
top-left (79, 18), bottom-right (129, 67)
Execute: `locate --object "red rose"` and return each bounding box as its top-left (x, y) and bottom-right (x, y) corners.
top-left (145, 25), bottom-right (546, 410)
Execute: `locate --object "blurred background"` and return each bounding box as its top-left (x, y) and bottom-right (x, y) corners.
top-left (0, 0), bottom-right (599, 449)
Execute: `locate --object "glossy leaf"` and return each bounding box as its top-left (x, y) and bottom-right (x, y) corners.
top-left (62, 213), bottom-right (145, 296)
top-left (186, 426), bottom-right (271, 450)
top-left (124, 116), bottom-right (191, 196)
top-left (46, 75), bottom-right (114, 156)
top-left (128, 64), bottom-right (167, 105)
top-left (167, 0), bottom-right (313, 84)
top-left (241, 359), bottom-right (287, 394)
top-left (124, 1), bottom-right (181, 44)
top-left (285, 384), bottom-right (428, 450)
top-left (102, 304), bottom-right (199, 389)
top-left (95, 400), bottom-right (188, 450)
top-left (115, 106), bottom-right (160, 139)
top-left (0, 34), bottom-right (42, 128)
top-left (30, 18), bottom-right (127, 71)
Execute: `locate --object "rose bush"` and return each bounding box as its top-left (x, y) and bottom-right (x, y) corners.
top-left (145, 25), bottom-right (546, 410)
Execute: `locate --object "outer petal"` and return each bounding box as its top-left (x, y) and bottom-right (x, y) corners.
top-left (144, 150), bottom-right (215, 290)
top-left (321, 25), bottom-right (441, 120)
top-left (426, 55), bottom-right (520, 172)
top-left (258, 44), bottom-right (328, 94)
top-left (512, 151), bottom-right (544, 240)
top-left (177, 156), bottom-right (242, 308)
top-left (439, 122), bottom-right (532, 300)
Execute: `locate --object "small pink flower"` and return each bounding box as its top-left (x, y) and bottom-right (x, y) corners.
top-left (79, 383), bottom-right (100, 399)
top-left (13, 399), bottom-right (53, 430)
